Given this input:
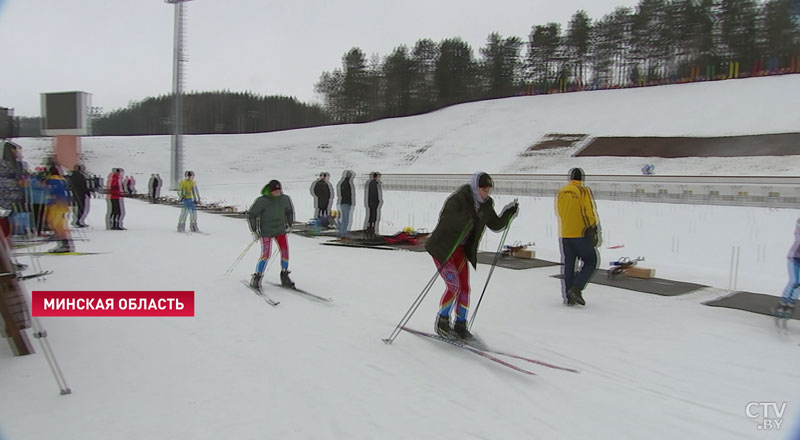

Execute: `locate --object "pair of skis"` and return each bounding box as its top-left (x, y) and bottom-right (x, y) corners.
top-left (20, 270), bottom-right (53, 281)
top-left (773, 301), bottom-right (795, 333)
top-left (241, 280), bottom-right (281, 306)
top-left (775, 312), bottom-right (792, 334)
top-left (773, 311), bottom-right (800, 347)
top-left (179, 230), bottom-right (211, 236)
top-left (240, 280), bottom-right (332, 306)
top-left (20, 251), bottom-right (109, 256)
top-left (400, 327), bottom-right (578, 376)
top-left (0, 270), bottom-right (53, 281)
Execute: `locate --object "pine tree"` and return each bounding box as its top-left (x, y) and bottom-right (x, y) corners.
top-left (719, 0), bottom-right (759, 72)
top-left (382, 46), bottom-right (413, 117)
top-left (526, 23), bottom-right (562, 93)
top-left (435, 38), bottom-right (476, 106)
top-left (342, 48), bottom-right (370, 122)
top-left (479, 33), bottom-right (523, 98)
top-left (566, 11), bottom-right (592, 88)
top-left (409, 39), bottom-right (439, 114)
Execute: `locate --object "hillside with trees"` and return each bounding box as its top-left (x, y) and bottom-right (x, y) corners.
top-left (315, 0), bottom-right (800, 123)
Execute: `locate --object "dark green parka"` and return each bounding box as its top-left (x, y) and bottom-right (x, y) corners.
top-left (248, 187), bottom-right (295, 238)
top-left (425, 184), bottom-right (512, 268)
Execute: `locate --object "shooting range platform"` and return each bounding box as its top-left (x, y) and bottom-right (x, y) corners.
top-left (551, 270), bottom-right (707, 296)
top-left (704, 291), bottom-right (799, 320)
top-left (293, 228), bottom-right (339, 238)
top-left (476, 251), bottom-right (560, 270)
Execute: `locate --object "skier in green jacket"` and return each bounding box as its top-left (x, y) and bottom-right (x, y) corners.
top-left (247, 180), bottom-right (295, 290)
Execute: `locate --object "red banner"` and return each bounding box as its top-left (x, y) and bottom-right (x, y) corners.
top-left (32, 291), bottom-right (195, 317)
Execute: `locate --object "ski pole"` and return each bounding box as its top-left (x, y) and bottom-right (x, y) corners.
top-left (381, 269), bottom-right (439, 345)
top-left (383, 221), bottom-right (471, 344)
top-left (468, 206), bottom-right (516, 331)
top-left (224, 238), bottom-right (258, 275)
top-left (31, 316), bottom-right (72, 395)
top-left (14, 198), bottom-right (45, 275)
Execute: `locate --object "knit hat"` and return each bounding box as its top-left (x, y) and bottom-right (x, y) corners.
top-left (262, 179), bottom-right (282, 195)
top-left (569, 167), bottom-right (584, 181)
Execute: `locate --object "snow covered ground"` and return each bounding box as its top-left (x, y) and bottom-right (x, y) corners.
top-left (2, 75), bottom-right (800, 439)
top-left (2, 197), bottom-right (798, 440)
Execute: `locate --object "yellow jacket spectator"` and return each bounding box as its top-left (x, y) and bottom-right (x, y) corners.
top-left (44, 166), bottom-right (74, 253)
top-left (555, 168), bottom-right (600, 307)
top-left (556, 174), bottom-right (598, 238)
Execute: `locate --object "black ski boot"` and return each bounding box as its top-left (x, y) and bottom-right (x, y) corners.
top-left (49, 239), bottom-right (74, 254)
top-left (567, 287), bottom-right (585, 306)
top-left (774, 301), bottom-right (795, 319)
top-left (280, 269), bottom-right (295, 288)
top-left (190, 222), bottom-right (199, 232)
top-left (453, 320), bottom-right (474, 341)
top-left (435, 315), bottom-right (451, 338)
top-left (250, 273), bottom-right (263, 290)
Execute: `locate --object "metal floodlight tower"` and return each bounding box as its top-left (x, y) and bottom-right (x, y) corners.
top-left (165, 0), bottom-right (193, 189)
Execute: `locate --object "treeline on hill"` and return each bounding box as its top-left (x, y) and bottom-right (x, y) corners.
top-left (92, 92), bottom-right (331, 136)
top-left (16, 92), bottom-right (330, 137)
top-left (315, 0), bottom-right (800, 123)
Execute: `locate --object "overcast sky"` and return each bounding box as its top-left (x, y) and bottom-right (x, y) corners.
top-left (0, 0), bottom-right (642, 117)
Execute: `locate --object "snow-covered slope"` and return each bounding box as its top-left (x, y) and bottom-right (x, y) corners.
top-left (13, 74), bottom-right (800, 194)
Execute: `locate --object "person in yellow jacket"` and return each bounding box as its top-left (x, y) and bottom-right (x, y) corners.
top-left (177, 171), bottom-right (200, 232)
top-left (44, 166), bottom-right (74, 253)
top-left (556, 167), bottom-right (600, 306)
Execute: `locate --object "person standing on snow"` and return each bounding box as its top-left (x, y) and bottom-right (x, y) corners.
top-left (0, 143), bottom-right (22, 241)
top-left (311, 172), bottom-right (333, 219)
top-left (68, 164), bottom-right (90, 228)
top-left (426, 172), bottom-right (518, 341)
top-left (177, 171), bottom-right (200, 232)
top-left (247, 180), bottom-right (295, 290)
top-left (148, 174), bottom-right (157, 203)
top-left (556, 167), bottom-right (600, 306)
top-left (364, 172), bottom-right (383, 237)
top-left (125, 175), bottom-right (136, 195)
top-left (28, 168), bottom-right (48, 236)
top-left (337, 170), bottom-right (355, 240)
top-left (775, 218), bottom-right (800, 319)
top-left (44, 166), bottom-right (74, 253)
top-left (152, 173), bottom-right (162, 203)
top-left (106, 168), bottom-right (125, 230)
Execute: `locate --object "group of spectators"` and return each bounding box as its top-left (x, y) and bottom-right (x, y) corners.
top-left (0, 141), bottom-right (142, 252)
top-left (0, 142), bottom-right (92, 253)
top-left (310, 170), bottom-right (383, 239)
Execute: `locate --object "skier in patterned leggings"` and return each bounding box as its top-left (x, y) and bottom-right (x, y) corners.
top-left (425, 172), bottom-right (517, 341)
top-left (775, 218), bottom-right (800, 318)
top-left (247, 180), bottom-right (295, 290)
